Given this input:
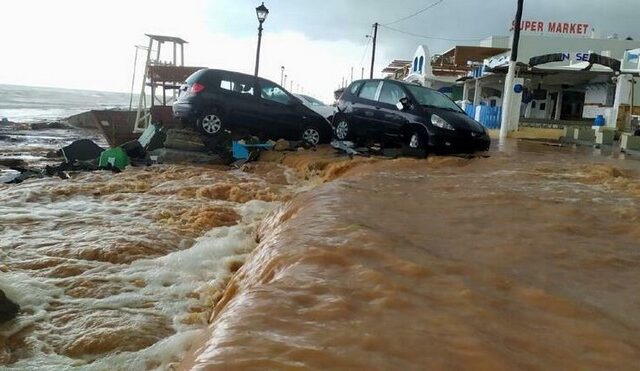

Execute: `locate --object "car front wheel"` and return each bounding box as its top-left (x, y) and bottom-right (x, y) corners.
top-left (197, 112), bottom-right (224, 136)
top-left (334, 117), bottom-right (352, 141)
top-left (407, 130), bottom-right (428, 158)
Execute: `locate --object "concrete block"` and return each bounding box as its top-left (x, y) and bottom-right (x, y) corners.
top-left (620, 133), bottom-right (640, 151)
top-left (595, 130), bottom-right (615, 145)
top-left (563, 125), bottom-right (577, 137)
top-left (573, 128), bottom-right (595, 142)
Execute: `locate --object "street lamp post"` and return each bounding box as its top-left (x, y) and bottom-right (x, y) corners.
top-left (254, 2), bottom-right (269, 77)
top-left (280, 66), bottom-right (285, 85)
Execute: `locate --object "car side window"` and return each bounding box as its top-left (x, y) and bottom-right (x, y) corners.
top-left (220, 75), bottom-right (254, 96)
top-left (358, 81), bottom-right (380, 101)
top-left (378, 82), bottom-right (406, 106)
top-left (260, 82), bottom-right (292, 105)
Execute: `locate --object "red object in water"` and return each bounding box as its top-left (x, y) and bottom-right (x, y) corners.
top-left (191, 83), bottom-right (205, 94)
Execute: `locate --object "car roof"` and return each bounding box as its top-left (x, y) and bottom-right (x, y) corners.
top-left (349, 78), bottom-right (425, 89)
top-left (200, 68), bottom-right (281, 86)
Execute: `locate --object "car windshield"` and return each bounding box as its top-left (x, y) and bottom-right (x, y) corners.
top-left (298, 94), bottom-right (325, 106)
top-left (406, 85), bottom-right (463, 113)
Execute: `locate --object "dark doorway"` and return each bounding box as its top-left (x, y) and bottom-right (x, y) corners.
top-left (560, 91), bottom-right (585, 120)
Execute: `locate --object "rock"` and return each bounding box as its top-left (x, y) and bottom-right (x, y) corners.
top-left (46, 150), bottom-right (63, 159)
top-left (0, 289), bottom-right (19, 325)
top-left (0, 135), bottom-right (25, 143)
top-left (30, 121), bottom-right (71, 130)
top-left (0, 158), bottom-right (28, 168)
top-left (273, 139), bottom-right (290, 152)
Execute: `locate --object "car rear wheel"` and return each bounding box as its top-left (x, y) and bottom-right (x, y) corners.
top-left (301, 126), bottom-right (322, 145)
top-left (197, 112), bottom-right (224, 136)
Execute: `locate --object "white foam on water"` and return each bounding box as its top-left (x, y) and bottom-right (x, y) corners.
top-left (1, 199), bottom-right (279, 370)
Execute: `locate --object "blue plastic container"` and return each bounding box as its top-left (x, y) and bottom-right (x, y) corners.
top-left (594, 115), bottom-right (605, 127)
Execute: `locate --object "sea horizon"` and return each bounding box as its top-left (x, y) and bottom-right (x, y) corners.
top-left (0, 84), bottom-right (140, 122)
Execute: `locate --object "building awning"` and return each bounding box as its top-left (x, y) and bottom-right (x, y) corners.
top-left (529, 53), bottom-right (621, 72)
top-left (147, 65), bottom-right (204, 84)
top-left (144, 34), bottom-right (188, 44)
top-left (382, 60), bottom-right (412, 73)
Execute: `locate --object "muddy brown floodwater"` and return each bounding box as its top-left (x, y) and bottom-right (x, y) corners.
top-left (182, 142), bottom-right (640, 370)
top-left (2, 140), bottom-right (640, 370)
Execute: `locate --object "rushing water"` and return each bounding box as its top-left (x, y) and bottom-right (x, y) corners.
top-left (2, 134), bottom-right (640, 369)
top-left (182, 143), bottom-right (640, 370)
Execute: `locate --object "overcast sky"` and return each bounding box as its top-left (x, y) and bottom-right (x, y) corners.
top-left (1, 0), bottom-right (638, 102)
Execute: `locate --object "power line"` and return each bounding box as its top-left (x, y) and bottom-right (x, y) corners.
top-left (382, 0), bottom-right (445, 26)
top-left (358, 34), bottom-right (372, 68)
top-left (379, 24), bottom-right (499, 42)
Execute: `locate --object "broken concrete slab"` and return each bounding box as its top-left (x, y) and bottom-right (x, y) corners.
top-left (149, 148), bottom-right (225, 164)
top-left (163, 129), bottom-right (207, 152)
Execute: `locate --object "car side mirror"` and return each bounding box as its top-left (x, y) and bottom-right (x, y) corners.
top-left (396, 97), bottom-right (411, 111)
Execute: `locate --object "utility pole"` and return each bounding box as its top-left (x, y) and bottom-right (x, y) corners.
top-left (290, 80), bottom-right (293, 92)
top-left (350, 66), bottom-right (354, 83)
top-left (280, 66), bottom-right (285, 86)
top-left (499, 0), bottom-right (524, 139)
top-left (284, 74), bottom-right (288, 89)
top-left (370, 22), bottom-right (378, 79)
top-left (361, 67), bottom-right (364, 79)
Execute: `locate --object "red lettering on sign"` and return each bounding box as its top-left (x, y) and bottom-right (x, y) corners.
top-left (562, 23), bottom-right (569, 33)
top-left (569, 24), bottom-right (576, 33)
top-left (583, 24), bottom-right (590, 34)
top-left (548, 22), bottom-right (557, 33)
top-left (537, 22), bottom-right (544, 32)
top-left (524, 21), bottom-right (531, 30)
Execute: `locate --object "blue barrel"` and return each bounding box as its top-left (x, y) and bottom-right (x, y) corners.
top-left (594, 115), bottom-right (605, 126)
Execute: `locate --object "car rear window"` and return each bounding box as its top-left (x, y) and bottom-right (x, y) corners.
top-left (185, 69), bottom-right (208, 84)
top-left (358, 81), bottom-right (380, 101)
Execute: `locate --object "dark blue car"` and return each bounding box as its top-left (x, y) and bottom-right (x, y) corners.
top-left (334, 79), bottom-right (490, 153)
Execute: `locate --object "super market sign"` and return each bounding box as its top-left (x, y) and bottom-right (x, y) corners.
top-left (511, 20), bottom-right (591, 36)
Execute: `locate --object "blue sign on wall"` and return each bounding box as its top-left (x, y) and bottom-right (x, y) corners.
top-left (514, 84), bottom-right (524, 93)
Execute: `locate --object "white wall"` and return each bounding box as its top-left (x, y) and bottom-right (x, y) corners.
top-left (583, 83), bottom-right (616, 118)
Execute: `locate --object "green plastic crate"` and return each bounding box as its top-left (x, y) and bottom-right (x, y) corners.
top-left (99, 147), bottom-right (130, 170)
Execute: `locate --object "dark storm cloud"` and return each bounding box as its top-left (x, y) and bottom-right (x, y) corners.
top-left (208, 0), bottom-right (639, 64)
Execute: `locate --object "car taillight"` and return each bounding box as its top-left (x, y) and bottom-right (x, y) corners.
top-left (190, 83), bottom-right (205, 94)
